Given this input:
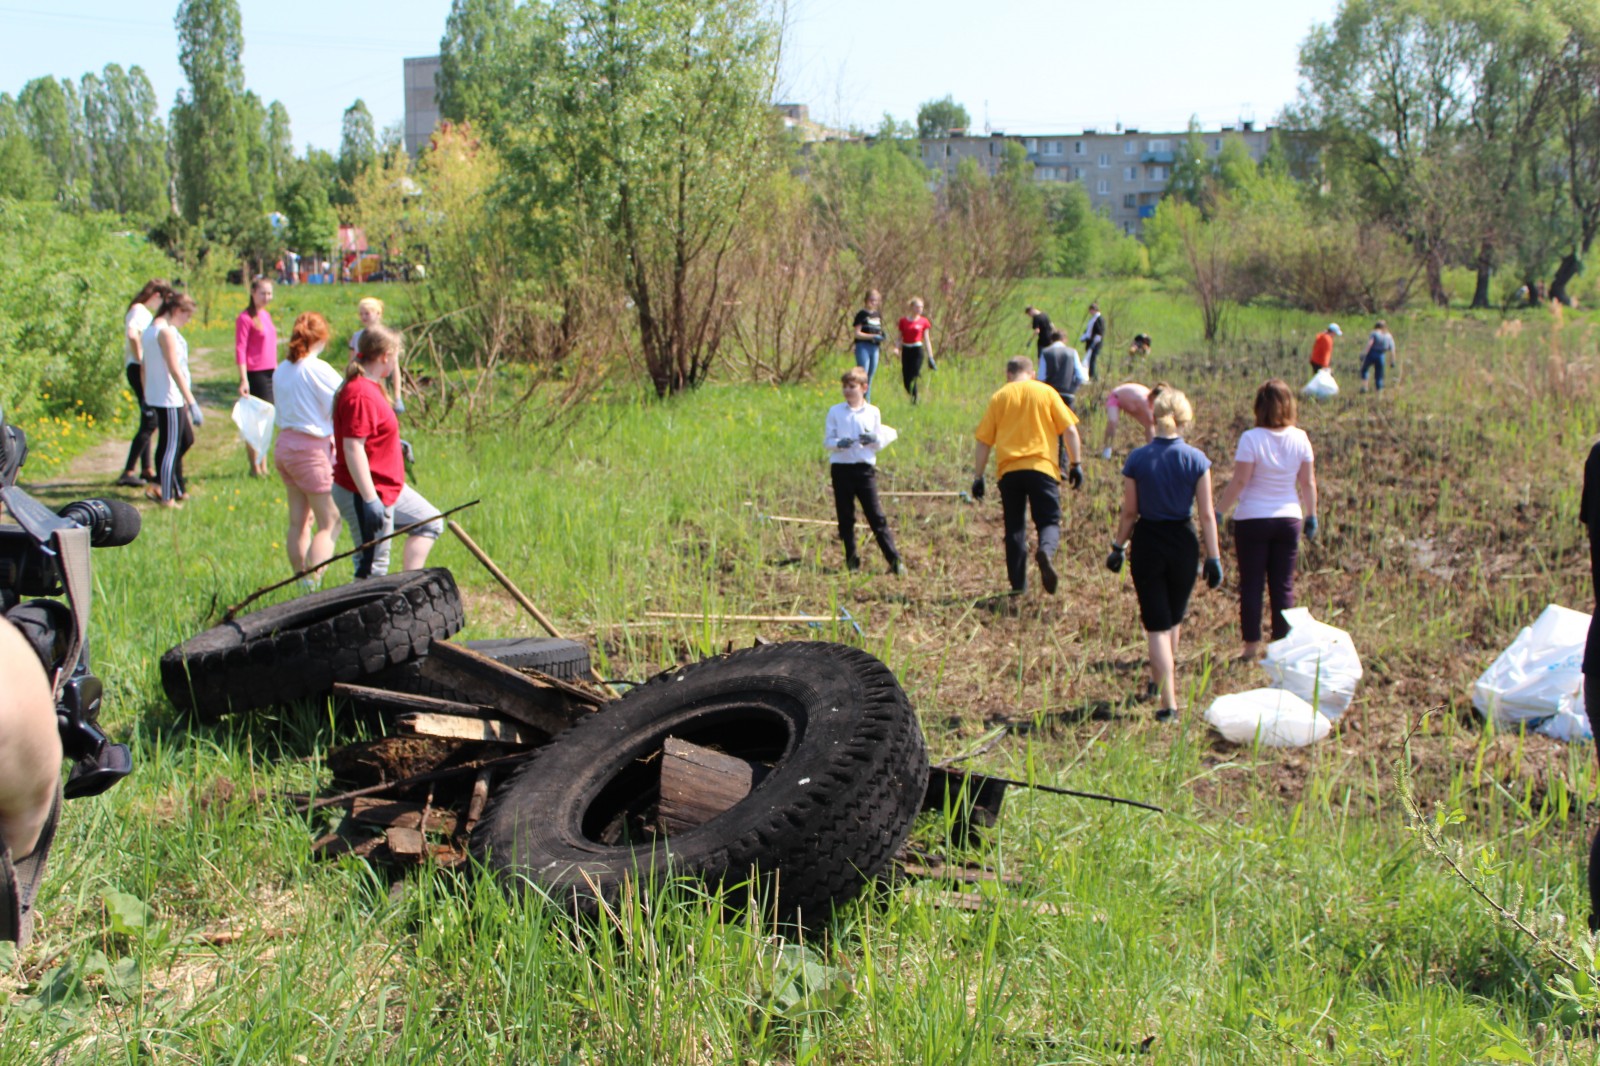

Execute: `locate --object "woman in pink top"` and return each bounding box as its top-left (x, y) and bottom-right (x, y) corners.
top-left (235, 276), bottom-right (279, 477)
top-left (1100, 382), bottom-right (1158, 459)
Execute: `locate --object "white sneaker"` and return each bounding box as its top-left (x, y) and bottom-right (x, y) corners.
top-left (1100, 447), bottom-right (1113, 460)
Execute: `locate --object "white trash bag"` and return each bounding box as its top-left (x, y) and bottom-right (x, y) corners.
top-left (1471, 603), bottom-right (1592, 740)
top-left (1302, 368), bottom-right (1340, 399)
top-left (1260, 607), bottom-right (1363, 719)
top-left (231, 395), bottom-right (275, 457)
top-left (1205, 688), bottom-right (1332, 748)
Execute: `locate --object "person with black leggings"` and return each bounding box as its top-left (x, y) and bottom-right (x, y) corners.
top-left (1581, 439), bottom-right (1600, 928)
top-left (142, 292), bottom-right (201, 508)
top-left (824, 367), bottom-right (902, 574)
top-left (116, 279), bottom-right (170, 488)
top-left (1107, 387), bottom-right (1222, 719)
top-left (235, 276), bottom-right (279, 478)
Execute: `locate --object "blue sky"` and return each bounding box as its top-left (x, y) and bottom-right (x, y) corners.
top-left (1, 0), bottom-right (1342, 152)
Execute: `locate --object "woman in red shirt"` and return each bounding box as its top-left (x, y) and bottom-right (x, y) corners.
top-left (235, 276), bottom-right (280, 477)
top-left (895, 297), bottom-right (934, 403)
top-left (330, 324), bottom-right (442, 579)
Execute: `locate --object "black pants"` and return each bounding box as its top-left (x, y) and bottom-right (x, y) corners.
top-left (901, 344), bottom-right (925, 401)
top-left (122, 363), bottom-right (158, 477)
top-left (1588, 677), bottom-right (1600, 930)
top-left (830, 463), bottom-right (899, 568)
top-left (1085, 337), bottom-right (1104, 379)
top-left (246, 368), bottom-right (275, 403)
top-left (1130, 518), bottom-right (1199, 631)
top-left (154, 405), bottom-right (194, 502)
top-left (999, 470), bottom-right (1061, 591)
top-left (1235, 517), bottom-right (1301, 642)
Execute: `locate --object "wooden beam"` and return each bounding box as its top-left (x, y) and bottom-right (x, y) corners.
top-left (658, 736), bottom-right (766, 832)
top-left (418, 641), bottom-right (582, 735)
top-left (397, 712), bottom-right (537, 746)
top-left (333, 682), bottom-right (494, 719)
top-left (350, 796), bottom-right (460, 835)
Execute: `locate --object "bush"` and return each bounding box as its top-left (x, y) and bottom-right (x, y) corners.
top-left (0, 199), bottom-right (172, 421)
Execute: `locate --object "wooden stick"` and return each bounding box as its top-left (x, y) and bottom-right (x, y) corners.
top-left (224, 500), bottom-right (481, 621)
top-left (446, 520), bottom-right (564, 640)
top-left (759, 514), bottom-right (849, 526)
top-left (879, 491), bottom-right (964, 498)
top-left (293, 751), bottom-right (535, 814)
top-left (644, 611), bottom-right (837, 624)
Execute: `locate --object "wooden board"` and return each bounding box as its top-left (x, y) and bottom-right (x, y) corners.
top-left (417, 641), bottom-right (579, 735)
top-left (397, 712), bottom-right (536, 746)
top-left (350, 796), bottom-right (460, 835)
top-left (658, 736), bottom-right (765, 833)
top-left (332, 682), bottom-right (494, 719)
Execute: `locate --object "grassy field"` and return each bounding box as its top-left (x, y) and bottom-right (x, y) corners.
top-left (4, 282), bottom-right (1600, 1062)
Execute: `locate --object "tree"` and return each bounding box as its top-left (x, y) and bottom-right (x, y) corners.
top-left (437, 0), bottom-right (523, 131)
top-left (281, 162), bottom-right (338, 259)
top-left (339, 98), bottom-right (377, 189)
top-left (0, 95), bottom-right (51, 200)
top-left (915, 95), bottom-right (969, 139)
top-left (16, 76), bottom-right (87, 203)
top-left (172, 0), bottom-right (255, 242)
top-left (1549, 7), bottom-right (1600, 303)
top-left (262, 100), bottom-right (294, 201)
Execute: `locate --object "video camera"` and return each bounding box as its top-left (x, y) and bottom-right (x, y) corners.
top-left (0, 403), bottom-right (136, 799)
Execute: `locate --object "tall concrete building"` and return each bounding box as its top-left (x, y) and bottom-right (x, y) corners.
top-left (918, 123), bottom-right (1274, 235)
top-left (403, 55), bottom-right (442, 157)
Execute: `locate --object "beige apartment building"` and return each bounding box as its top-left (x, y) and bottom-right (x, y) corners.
top-left (919, 123), bottom-right (1274, 235)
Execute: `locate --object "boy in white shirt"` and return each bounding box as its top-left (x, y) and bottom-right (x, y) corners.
top-left (824, 368), bottom-right (902, 574)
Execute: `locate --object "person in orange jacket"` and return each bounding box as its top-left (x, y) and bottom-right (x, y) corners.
top-left (1309, 323), bottom-right (1341, 373)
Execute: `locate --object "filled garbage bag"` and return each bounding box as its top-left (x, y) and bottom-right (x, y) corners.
top-left (231, 395), bottom-right (275, 457)
top-left (1260, 607), bottom-right (1363, 719)
top-left (1205, 688), bottom-right (1331, 747)
top-left (1302, 368), bottom-right (1339, 399)
top-left (1472, 603), bottom-right (1592, 740)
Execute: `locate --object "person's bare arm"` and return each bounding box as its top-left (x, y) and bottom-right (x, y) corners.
top-left (1063, 424), bottom-right (1082, 466)
top-left (1215, 460), bottom-right (1255, 517)
top-left (1196, 470), bottom-right (1220, 558)
top-left (973, 441), bottom-right (992, 480)
top-left (342, 438), bottom-right (379, 501)
top-left (126, 322), bottom-right (144, 365)
top-left (160, 328), bottom-right (197, 408)
top-left (1114, 477), bottom-right (1139, 545)
top-left (1297, 459), bottom-right (1318, 518)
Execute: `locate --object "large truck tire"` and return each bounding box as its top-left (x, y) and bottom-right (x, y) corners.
top-left (472, 641), bottom-right (928, 922)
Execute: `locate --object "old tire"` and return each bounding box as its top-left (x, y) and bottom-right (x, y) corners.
top-left (471, 641), bottom-right (928, 921)
top-left (160, 568), bottom-right (465, 719)
top-left (367, 637), bottom-right (591, 701)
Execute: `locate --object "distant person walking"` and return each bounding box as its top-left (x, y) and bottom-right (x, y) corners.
top-left (1106, 387), bottom-right (1221, 719)
top-left (272, 312), bottom-right (344, 589)
top-left (850, 289), bottom-right (885, 401)
top-left (348, 296), bottom-right (402, 413)
top-left (1579, 437), bottom-right (1600, 930)
top-left (824, 367), bottom-right (902, 574)
top-left (1214, 379), bottom-right (1319, 660)
top-left (235, 276), bottom-right (279, 477)
top-left (1310, 323), bottom-right (1341, 375)
top-left (895, 297), bottom-right (934, 403)
top-left (143, 292), bottom-right (202, 509)
top-left (1128, 333), bottom-right (1152, 358)
top-left (971, 356), bottom-right (1084, 595)
top-left (1100, 381), bottom-right (1157, 460)
top-left (1079, 301), bottom-right (1106, 379)
top-left (332, 324), bottom-right (441, 579)
top-left (1359, 320), bottom-right (1395, 393)
top-left (1038, 328), bottom-right (1087, 471)
top-left (1024, 305), bottom-right (1053, 355)
top-left (116, 278), bottom-right (170, 489)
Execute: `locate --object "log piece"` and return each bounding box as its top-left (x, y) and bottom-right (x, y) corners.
top-left (417, 641), bottom-right (588, 736)
top-left (350, 796), bottom-right (460, 835)
top-left (397, 712), bottom-right (537, 746)
top-left (386, 826), bottom-right (426, 859)
top-left (333, 682), bottom-right (495, 719)
top-left (658, 736), bottom-right (767, 833)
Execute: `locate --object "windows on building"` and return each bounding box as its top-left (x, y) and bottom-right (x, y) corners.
top-left (1124, 166), bottom-right (1138, 181)
top-left (1074, 141), bottom-right (1084, 154)
top-left (1123, 193), bottom-right (1136, 208)
top-left (1024, 138), bottom-right (1037, 153)
top-left (1097, 153), bottom-right (1110, 167)
top-left (1096, 179), bottom-right (1109, 195)
top-left (1213, 137), bottom-right (1222, 151)
top-left (1148, 139), bottom-right (1170, 153)
top-left (1073, 166), bottom-right (1084, 180)
top-left (1124, 140), bottom-right (1137, 154)
top-left (1044, 140), bottom-right (1062, 156)
top-left (1149, 165), bottom-right (1168, 181)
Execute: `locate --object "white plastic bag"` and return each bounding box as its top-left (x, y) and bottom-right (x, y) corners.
top-left (1471, 603), bottom-right (1591, 737)
top-left (1301, 367), bottom-right (1339, 398)
top-left (1260, 607), bottom-right (1363, 719)
top-left (231, 395), bottom-right (275, 456)
top-left (1205, 688), bottom-right (1331, 747)
top-left (872, 424), bottom-right (898, 451)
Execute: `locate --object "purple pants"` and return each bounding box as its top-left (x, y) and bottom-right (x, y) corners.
top-left (1235, 517), bottom-right (1301, 643)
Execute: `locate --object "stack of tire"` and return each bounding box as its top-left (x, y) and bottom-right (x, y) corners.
top-left (160, 569), bottom-right (929, 921)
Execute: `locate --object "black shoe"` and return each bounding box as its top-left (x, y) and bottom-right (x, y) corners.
top-left (1035, 549), bottom-right (1057, 594)
top-left (115, 473), bottom-right (144, 488)
top-left (1137, 681), bottom-right (1160, 704)
top-left (889, 559), bottom-right (905, 576)
top-left (1154, 707), bottom-right (1176, 722)
top-left (845, 554), bottom-right (861, 572)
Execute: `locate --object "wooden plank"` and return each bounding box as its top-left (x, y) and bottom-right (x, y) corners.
top-left (658, 736), bottom-right (765, 832)
top-left (462, 769), bottom-right (493, 836)
top-left (350, 796), bottom-right (460, 835)
top-left (333, 682), bottom-right (494, 719)
top-left (417, 641), bottom-right (579, 735)
top-left (385, 826), bottom-right (426, 859)
top-left (397, 712), bottom-right (537, 746)
top-left (311, 830), bottom-right (385, 861)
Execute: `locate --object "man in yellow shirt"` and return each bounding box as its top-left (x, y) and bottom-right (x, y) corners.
top-left (972, 357), bottom-right (1085, 594)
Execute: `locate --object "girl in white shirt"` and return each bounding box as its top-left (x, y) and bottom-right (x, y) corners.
top-left (272, 312), bottom-right (345, 585)
top-left (142, 293), bottom-right (201, 508)
top-left (1215, 379), bottom-right (1319, 659)
top-left (117, 278), bottom-right (170, 488)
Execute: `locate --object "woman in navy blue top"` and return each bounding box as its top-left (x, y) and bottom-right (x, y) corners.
top-left (1106, 385), bottom-right (1222, 719)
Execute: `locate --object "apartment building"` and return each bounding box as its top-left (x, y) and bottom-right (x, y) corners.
top-left (918, 124), bottom-right (1274, 235)
top-left (403, 55), bottom-right (442, 157)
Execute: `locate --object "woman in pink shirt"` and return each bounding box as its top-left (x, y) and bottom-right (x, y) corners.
top-left (235, 276), bottom-right (279, 477)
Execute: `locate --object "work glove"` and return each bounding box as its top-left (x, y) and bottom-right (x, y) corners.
top-left (1067, 463), bottom-right (1084, 491)
top-left (927, 355), bottom-right (937, 371)
top-left (835, 438), bottom-right (855, 450)
top-left (393, 396), bottom-right (406, 414)
top-left (970, 476), bottom-right (985, 502)
top-left (1203, 557), bottom-right (1223, 589)
top-left (187, 402), bottom-right (203, 427)
top-left (858, 432), bottom-right (877, 447)
top-left (354, 496), bottom-right (388, 579)
top-left (1303, 514), bottom-right (1319, 539)
top-left (1105, 543), bottom-right (1124, 573)
top-left (400, 439), bottom-right (416, 466)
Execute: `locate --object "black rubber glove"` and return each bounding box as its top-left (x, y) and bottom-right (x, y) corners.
top-left (354, 497), bottom-right (387, 579)
top-left (1203, 556), bottom-right (1223, 589)
top-left (858, 432), bottom-right (877, 447)
top-left (1303, 514), bottom-right (1319, 539)
top-left (1067, 463), bottom-right (1084, 490)
top-left (970, 476), bottom-right (985, 501)
top-left (400, 439), bottom-right (416, 466)
top-left (1105, 543), bottom-right (1124, 573)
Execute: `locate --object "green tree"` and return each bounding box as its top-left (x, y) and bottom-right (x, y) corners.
top-left (437, 0), bottom-right (523, 131)
top-left (339, 98), bottom-right (377, 189)
top-left (915, 95), bottom-right (970, 139)
top-left (281, 162), bottom-right (338, 259)
top-left (1166, 117), bottom-right (1210, 207)
top-left (172, 0), bottom-right (255, 243)
top-left (16, 76), bottom-right (87, 203)
top-left (262, 100), bottom-right (294, 201)
top-left (0, 95), bottom-right (52, 199)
